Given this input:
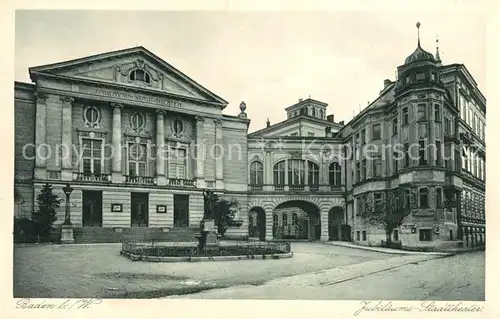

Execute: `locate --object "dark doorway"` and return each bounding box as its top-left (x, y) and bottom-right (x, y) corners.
top-left (82, 191), bottom-right (103, 227)
top-left (328, 207), bottom-right (344, 241)
top-left (449, 229), bottom-right (453, 240)
top-left (173, 194), bottom-right (189, 227)
top-left (131, 193), bottom-right (149, 227)
top-left (273, 200), bottom-right (320, 240)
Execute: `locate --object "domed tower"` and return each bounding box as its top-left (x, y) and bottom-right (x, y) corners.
top-left (394, 22), bottom-right (448, 170)
top-left (395, 22), bottom-right (444, 96)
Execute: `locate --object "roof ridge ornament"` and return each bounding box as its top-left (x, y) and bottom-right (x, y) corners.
top-left (416, 21), bottom-right (421, 47)
top-left (436, 34), bottom-right (442, 64)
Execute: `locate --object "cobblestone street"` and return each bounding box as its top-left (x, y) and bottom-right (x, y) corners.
top-left (14, 242), bottom-right (393, 298)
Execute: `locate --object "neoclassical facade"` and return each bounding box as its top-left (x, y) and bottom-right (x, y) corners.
top-left (14, 33), bottom-right (485, 248)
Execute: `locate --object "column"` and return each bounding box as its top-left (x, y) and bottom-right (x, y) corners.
top-left (60, 96), bottom-right (74, 181)
top-left (194, 116), bottom-right (205, 188)
top-left (284, 159), bottom-right (289, 191)
top-left (320, 208), bottom-right (329, 241)
top-left (34, 92), bottom-right (47, 179)
top-left (265, 208), bottom-right (274, 241)
top-left (111, 103), bottom-right (123, 183)
top-left (156, 110), bottom-right (166, 185)
top-left (214, 118), bottom-right (224, 189)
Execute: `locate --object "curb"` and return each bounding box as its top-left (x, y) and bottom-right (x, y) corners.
top-left (323, 242), bottom-right (452, 256)
top-left (121, 251), bottom-right (293, 262)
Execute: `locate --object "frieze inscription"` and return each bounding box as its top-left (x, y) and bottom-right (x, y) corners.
top-left (90, 88), bottom-right (182, 107)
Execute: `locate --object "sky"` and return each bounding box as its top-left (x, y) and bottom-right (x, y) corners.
top-left (15, 10), bottom-right (486, 132)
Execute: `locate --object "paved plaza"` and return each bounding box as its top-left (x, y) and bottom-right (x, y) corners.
top-left (13, 242), bottom-right (484, 300)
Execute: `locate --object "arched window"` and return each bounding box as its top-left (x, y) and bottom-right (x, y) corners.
top-left (300, 108), bottom-right (307, 115)
top-left (312, 108), bottom-right (316, 118)
top-left (329, 162), bottom-right (342, 186)
top-left (292, 213), bottom-right (298, 226)
top-left (288, 159), bottom-right (305, 185)
top-left (130, 113), bottom-right (145, 132)
top-left (250, 161), bottom-right (264, 185)
top-left (419, 187), bottom-right (429, 208)
top-left (129, 69), bottom-right (151, 83)
top-left (308, 161), bottom-right (320, 186)
top-left (282, 213), bottom-right (288, 226)
top-left (403, 107), bottom-right (409, 125)
top-left (319, 109), bottom-right (324, 119)
top-left (273, 161), bottom-right (286, 185)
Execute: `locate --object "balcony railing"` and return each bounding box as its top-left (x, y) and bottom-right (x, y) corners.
top-left (124, 175), bottom-right (156, 185)
top-left (168, 178), bottom-right (195, 187)
top-left (248, 184), bottom-right (345, 193)
top-left (249, 184), bottom-right (263, 191)
top-left (73, 172), bottom-right (111, 182)
top-left (289, 184), bottom-right (305, 192)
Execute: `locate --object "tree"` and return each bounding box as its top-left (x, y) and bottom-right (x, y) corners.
top-left (213, 198), bottom-right (239, 237)
top-left (360, 188), bottom-right (413, 244)
top-left (32, 183), bottom-right (63, 240)
top-left (203, 189), bottom-right (239, 237)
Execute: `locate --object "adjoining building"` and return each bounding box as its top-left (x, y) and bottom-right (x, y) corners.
top-left (14, 25), bottom-right (485, 248)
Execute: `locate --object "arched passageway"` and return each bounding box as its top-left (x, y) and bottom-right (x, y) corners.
top-left (328, 206), bottom-right (350, 241)
top-left (248, 207), bottom-right (266, 241)
top-left (272, 200), bottom-right (321, 240)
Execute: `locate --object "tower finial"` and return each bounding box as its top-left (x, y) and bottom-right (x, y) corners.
top-left (416, 21), bottom-right (421, 46)
top-left (435, 34), bottom-right (442, 63)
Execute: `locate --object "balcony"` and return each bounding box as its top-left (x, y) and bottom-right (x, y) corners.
top-left (73, 172), bottom-right (111, 182)
top-left (124, 175), bottom-right (156, 185)
top-left (168, 178), bottom-right (195, 187)
top-left (248, 184), bottom-right (344, 193)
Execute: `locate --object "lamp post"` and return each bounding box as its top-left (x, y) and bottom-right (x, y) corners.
top-left (60, 183), bottom-right (75, 244)
top-left (62, 183), bottom-right (74, 225)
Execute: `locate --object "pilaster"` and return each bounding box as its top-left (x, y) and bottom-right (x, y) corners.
top-left (60, 96), bottom-right (74, 181)
top-left (156, 110), bottom-right (166, 186)
top-left (195, 116), bottom-right (205, 188)
top-left (34, 92), bottom-right (47, 180)
top-left (111, 103), bottom-right (123, 183)
top-left (214, 118), bottom-right (224, 189)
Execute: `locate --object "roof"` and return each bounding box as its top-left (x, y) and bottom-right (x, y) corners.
top-left (28, 46), bottom-right (229, 107)
top-left (404, 42), bottom-right (436, 65)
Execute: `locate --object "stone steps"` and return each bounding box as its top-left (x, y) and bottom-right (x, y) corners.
top-left (71, 227), bottom-right (199, 244)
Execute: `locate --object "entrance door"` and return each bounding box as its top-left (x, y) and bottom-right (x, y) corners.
top-left (82, 191), bottom-right (103, 227)
top-left (131, 193), bottom-right (149, 227)
top-left (173, 194), bottom-right (189, 227)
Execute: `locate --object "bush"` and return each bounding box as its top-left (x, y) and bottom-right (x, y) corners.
top-left (13, 218), bottom-right (39, 243)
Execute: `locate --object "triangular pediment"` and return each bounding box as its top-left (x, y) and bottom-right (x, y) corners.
top-left (29, 46), bottom-right (227, 106)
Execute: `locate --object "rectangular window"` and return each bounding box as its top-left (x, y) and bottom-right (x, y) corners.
top-left (416, 73), bottom-right (426, 80)
top-left (435, 123), bottom-right (441, 138)
top-left (81, 138), bottom-right (103, 175)
top-left (361, 129), bottom-right (366, 145)
top-left (392, 118), bottom-right (398, 136)
top-left (436, 188), bottom-right (443, 208)
top-left (444, 117), bottom-right (452, 135)
top-left (419, 229), bottom-right (432, 241)
top-left (356, 231), bottom-right (360, 241)
top-left (454, 149), bottom-right (461, 172)
top-left (404, 189), bottom-right (411, 208)
top-left (128, 143), bottom-right (148, 176)
top-left (419, 188), bottom-right (429, 208)
top-left (419, 140), bottom-right (427, 166)
top-left (282, 214), bottom-right (288, 226)
top-left (374, 192), bottom-right (383, 212)
top-left (373, 157), bottom-right (382, 177)
top-left (472, 113), bottom-right (477, 133)
top-left (372, 124), bottom-right (381, 140)
top-left (404, 143), bottom-right (410, 168)
top-left (417, 104), bottom-right (427, 121)
top-left (434, 104), bottom-right (441, 122)
top-left (436, 141), bottom-right (442, 166)
top-left (418, 123), bottom-right (428, 139)
top-left (168, 148), bottom-right (186, 179)
top-left (361, 159), bottom-right (367, 180)
top-left (393, 152), bottom-right (398, 173)
top-left (362, 231), bottom-right (367, 241)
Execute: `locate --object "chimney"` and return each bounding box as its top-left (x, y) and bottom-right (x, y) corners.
top-left (326, 114), bottom-right (335, 122)
top-left (298, 98), bottom-right (303, 102)
top-left (384, 79), bottom-right (392, 88)
top-left (339, 120), bottom-right (345, 125)
top-left (266, 118), bottom-right (271, 128)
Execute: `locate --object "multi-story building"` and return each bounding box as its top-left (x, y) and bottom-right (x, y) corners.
top-left (14, 26), bottom-right (485, 248)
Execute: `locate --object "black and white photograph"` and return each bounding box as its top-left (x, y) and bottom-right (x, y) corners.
top-left (3, 1), bottom-right (497, 317)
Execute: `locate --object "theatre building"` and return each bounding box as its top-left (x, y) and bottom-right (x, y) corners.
top-left (14, 28), bottom-right (485, 248)
top-left (14, 46), bottom-right (250, 242)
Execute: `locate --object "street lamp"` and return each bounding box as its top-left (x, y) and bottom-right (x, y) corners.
top-left (62, 183), bottom-right (74, 225)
